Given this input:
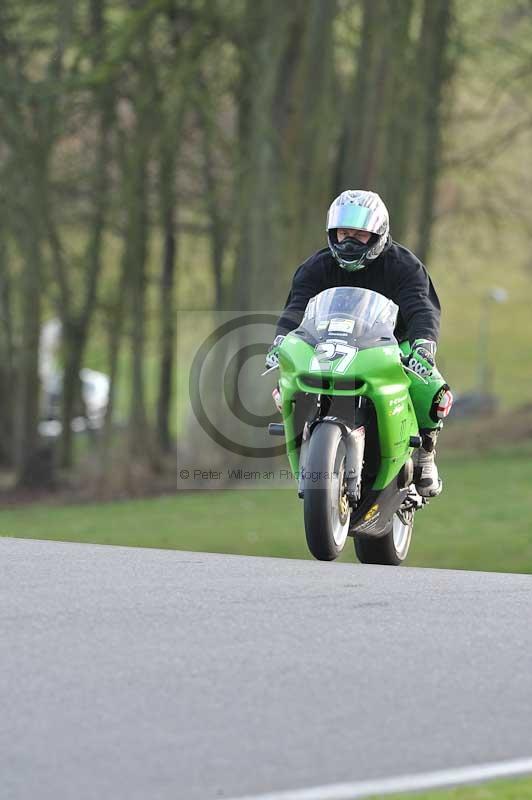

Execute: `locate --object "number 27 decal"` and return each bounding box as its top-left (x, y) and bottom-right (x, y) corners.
top-left (310, 342), bottom-right (358, 374)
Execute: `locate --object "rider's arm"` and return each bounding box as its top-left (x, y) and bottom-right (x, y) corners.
top-left (390, 250), bottom-right (441, 345)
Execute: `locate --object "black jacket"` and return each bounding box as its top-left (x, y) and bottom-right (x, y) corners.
top-left (275, 241), bottom-right (441, 344)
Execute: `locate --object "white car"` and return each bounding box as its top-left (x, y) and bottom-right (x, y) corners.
top-left (39, 368), bottom-right (110, 437)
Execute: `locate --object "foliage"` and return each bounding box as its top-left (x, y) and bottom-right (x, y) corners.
top-left (1, 0), bottom-right (531, 493)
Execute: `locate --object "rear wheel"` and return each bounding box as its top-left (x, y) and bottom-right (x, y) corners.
top-left (354, 508), bottom-right (414, 565)
top-left (303, 423), bottom-right (350, 561)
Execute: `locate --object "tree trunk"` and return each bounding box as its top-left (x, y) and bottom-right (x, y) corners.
top-left (15, 231), bottom-right (46, 488)
top-left (233, 0), bottom-right (308, 311)
top-left (196, 97), bottom-right (226, 311)
top-left (127, 148), bottom-right (151, 459)
top-left (377, 0), bottom-right (416, 239)
top-left (59, 0), bottom-right (114, 468)
top-left (99, 255), bottom-right (129, 480)
top-left (0, 228), bottom-right (14, 467)
top-left (156, 131), bottom-right (178, 453)
top-left (415, 0), bottom-right (454, 263)
top-left (282, 0), bottom-right (336, 262)
top-left (126, 96), bottom-right (153, 460)
top-left (333, 0), bottom-right (387, 194)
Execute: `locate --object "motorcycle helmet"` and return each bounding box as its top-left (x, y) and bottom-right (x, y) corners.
top-left (327, 189), bottom-right (390, 271)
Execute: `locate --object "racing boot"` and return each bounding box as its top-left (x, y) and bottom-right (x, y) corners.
top-left (414, 428), bottom-right (442, 498)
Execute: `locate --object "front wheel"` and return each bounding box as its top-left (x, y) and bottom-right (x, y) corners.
top-left (354, 508), bottom-right (414, 566)
top-left (303, 423), bottom-right (351, 561)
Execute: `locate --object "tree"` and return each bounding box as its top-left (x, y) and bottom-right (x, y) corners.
top-left (0, 219), bottom-right (15, 468)
top-left (414, 0), bottom-right (455, 262)
top-left (58, 0), bottom-right (115, 468)
top-left (0, 2), bottom-right (52, 487)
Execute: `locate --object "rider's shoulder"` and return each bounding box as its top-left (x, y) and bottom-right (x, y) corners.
top-left (384, 240), bottom-right (426, 272)
top-left (293, 248), bottom-right (334, 278)
top-left (302, 247), bottom-right (332, 268)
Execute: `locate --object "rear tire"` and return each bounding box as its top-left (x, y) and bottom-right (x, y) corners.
top-left (354, 509), bottom-right (414, 566)
top-left (304, 423), bottom-right (350, 561)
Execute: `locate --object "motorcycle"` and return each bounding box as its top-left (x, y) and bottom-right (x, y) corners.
top-left (266, 286), bottom-right (429, 565)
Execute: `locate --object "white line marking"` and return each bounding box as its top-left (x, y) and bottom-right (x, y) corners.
top-left (228, 757), bottom-right (532, 800)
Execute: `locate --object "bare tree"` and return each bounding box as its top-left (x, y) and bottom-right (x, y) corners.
top-left (58, 0), bottom-right (115, 468)
top-left (0, 218), bottom-right (15, 468)
top-left (414, 0), bottom-right (455, 262)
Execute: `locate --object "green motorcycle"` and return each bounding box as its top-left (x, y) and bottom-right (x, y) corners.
top-left (267, 286), bottom-right (428, 565)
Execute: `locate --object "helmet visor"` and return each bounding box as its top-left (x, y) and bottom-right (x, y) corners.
top-left (327, 203), bottom-right (385, 234)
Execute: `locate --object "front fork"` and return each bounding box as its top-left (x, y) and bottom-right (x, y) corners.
top-left (297, 417), bottom-right (365, 503)
top-left (345, 425), bottom-right (365, 501)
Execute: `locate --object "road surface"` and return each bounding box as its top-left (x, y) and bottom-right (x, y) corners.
top-left (1, 537), bottom-right (531, 799)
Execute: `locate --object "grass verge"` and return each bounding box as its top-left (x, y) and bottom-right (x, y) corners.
top-left (1, 445), bottom-right (532, 573)
top-left (378, 773), bottom-right (532, 798)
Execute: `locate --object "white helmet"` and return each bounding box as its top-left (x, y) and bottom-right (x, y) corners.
top-left (326, 189), bottom-right (390, 271)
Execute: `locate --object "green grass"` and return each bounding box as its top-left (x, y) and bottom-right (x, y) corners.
top-left (378, 774), bottom-right (532, 799)
top-left (1, 446), bottom-right (532, 573)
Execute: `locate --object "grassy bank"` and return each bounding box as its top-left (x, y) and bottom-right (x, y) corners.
top-left (1, 445), bottom-right (532, 573)
top-left (380, 774), bottom-right (532, 799)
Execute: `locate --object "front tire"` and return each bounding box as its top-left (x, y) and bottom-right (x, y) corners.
top-left (303, 423), bottom-right (350, 561)
top-left (354, 508), bottom-right (414, 566)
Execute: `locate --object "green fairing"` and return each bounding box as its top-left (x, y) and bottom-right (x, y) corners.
top-left (277, 334), bottom-right (418, 490)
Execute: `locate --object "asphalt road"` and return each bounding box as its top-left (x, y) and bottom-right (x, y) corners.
top-left (1, 537), bottom-right (531, 800)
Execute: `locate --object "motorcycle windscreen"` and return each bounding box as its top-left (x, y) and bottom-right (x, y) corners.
top-left (300, 287), bottom-right (398, 344)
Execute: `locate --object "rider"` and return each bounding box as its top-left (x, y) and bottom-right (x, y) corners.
top-left (265, 189), bottom-right (453, 498)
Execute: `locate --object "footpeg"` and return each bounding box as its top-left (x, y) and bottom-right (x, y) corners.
top-left (268, 423), bottom-right (285, 436)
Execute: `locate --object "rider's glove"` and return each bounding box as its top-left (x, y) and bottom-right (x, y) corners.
top-left (405, 339), bottom-right (436, 379)
top-left (265, 335), bottom-right (285, 370)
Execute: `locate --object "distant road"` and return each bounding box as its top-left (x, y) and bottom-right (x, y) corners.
top-left (1, 538), bottom-right (531, 800)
